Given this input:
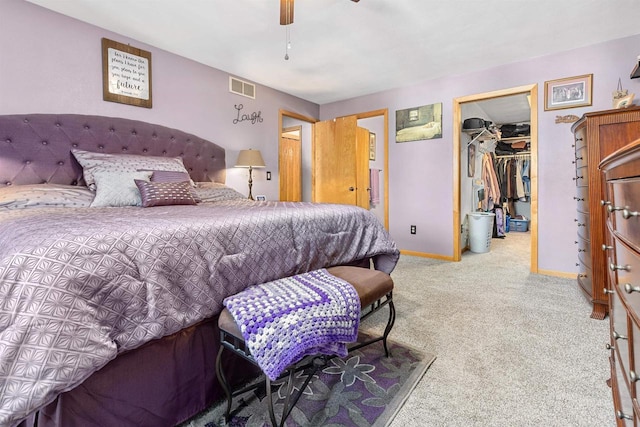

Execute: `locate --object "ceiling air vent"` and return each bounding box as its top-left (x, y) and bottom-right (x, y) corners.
top-left (229, 77), bottom-right (256, 99)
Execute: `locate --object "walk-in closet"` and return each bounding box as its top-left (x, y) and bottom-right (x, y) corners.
top-left (460, 93), bottom-right (532, 259)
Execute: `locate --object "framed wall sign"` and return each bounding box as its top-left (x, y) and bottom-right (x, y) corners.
top-left (369, 132), bottom-right (376, 160)
top-left (102, 38), bottom-right (152, 108)
top-left (544, 74), bottom-right (592, 111)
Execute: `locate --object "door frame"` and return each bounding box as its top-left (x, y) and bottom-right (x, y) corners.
top-left (278, 109), bottom-right (318, 202)
top-left (452, 84), bottom-right (539, 272)
top-left (350, 109), bottom-right (390, 230)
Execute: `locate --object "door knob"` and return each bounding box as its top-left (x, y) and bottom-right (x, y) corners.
top-left (348, 187), bottom-right (355, 191)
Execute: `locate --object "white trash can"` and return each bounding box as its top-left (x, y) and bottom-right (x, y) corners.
top-left (467, 212), bottom-right (495, 254)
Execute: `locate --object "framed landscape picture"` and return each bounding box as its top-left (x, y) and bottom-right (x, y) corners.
top-left (544, 74), bottom-right (592, 111)
top-left (395, 103), bottom-right (443, 142)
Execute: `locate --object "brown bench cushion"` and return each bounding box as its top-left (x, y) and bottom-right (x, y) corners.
top-left (218, 266), bottom-right (393, 339)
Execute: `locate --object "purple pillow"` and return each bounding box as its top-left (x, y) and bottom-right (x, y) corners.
top-left (150, 170), bottom-right (192, 183)
top-left (134, 180), bottom-right (197, 207)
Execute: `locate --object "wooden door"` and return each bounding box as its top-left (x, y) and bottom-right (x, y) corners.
top-left (313, 115), bottom-right (369, 208)
top-left (279, 126), bottom-right (302, 201)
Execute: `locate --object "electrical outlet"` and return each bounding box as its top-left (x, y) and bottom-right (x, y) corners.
top-left (266, 171), bottom-right (272, 181)
top-left (410, 225), bottom-right (416, 235)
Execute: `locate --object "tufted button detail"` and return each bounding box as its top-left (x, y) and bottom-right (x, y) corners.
top-left (110, 128), bottom-right (115, 132)
top-left (196, 155), bottom-right (201, 159)
top-left (23, 119), bottom-right (29, 123)
top-left (84, 125), bottom-right (90, 130)
top-left (41, 181), bottom-right (47, 184)
top-left (179, 152), bottom-right (184, 156)
top-left (5, 139), bottom-right (11, 143)
top-left (56, 123), bottom-right (61, 127)
top-left (170, 137), bottom-right (175, 141)
top-left (98, 145), bottom-right (104, 149)
top-left (152, 134), bottom-right (157, 138)
top-left (24, 160), bottom-right (31, 165)
top-left (142, 149), bottom-right (148, 153)
top-left (5, 182), bottom-right (12, 186)
top-left (122, 147), bottom-right (128, 151)
top-left (71, 180), bottom-right (77, 185)
top-left (162, 150), bottom-right (167, 154)
top-left (42, 141), bottom-right (48, 145)
top-left (131, 131), bottom-right (137, 135)
top-left (72, 143), bottom-right (78, 148)
top-left (58, 161), bottom-right (64, 165)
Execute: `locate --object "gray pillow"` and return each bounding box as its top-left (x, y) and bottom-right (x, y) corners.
top-left (72, 149), bottom-right (189, 191)
top-left (90, 170), bottom-right (153, 207)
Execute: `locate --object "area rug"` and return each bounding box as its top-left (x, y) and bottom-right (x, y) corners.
top-left (188, 338), bottom-right (435, 427)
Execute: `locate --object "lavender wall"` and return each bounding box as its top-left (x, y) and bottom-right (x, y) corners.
top-left (321, 35), bottom-right (640, 274)
top-left (0, 0), bottom-right (319, 201)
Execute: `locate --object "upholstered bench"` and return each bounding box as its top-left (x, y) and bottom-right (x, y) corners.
top-left (215, 266), bottom-right (395, 427)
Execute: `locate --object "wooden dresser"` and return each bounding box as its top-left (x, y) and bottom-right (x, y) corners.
top-left (571, 107), bottom-right (640, 319)
top-left (601, 137), bottom-right (640, 424)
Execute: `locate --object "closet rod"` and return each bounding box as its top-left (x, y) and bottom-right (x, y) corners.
top-left (495, 151), bottom-right (531, 159)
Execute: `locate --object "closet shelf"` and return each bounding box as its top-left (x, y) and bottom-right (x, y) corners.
top-left (500, 136), bottom-right (530, 142)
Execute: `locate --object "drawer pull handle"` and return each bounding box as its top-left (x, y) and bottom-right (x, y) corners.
top-left (610, 263), bottom-right (630, 272)
top-left (606, 343), bottom-right (615, 351)
top-left (575, 156), bottom-right (583, 160)
top-left (601, 200), bottom-right (612, 206)
top-left (617, 410), bottom-right (633, 420)
top-left (578, 248), bottom-right (586, 252)
top-left (607, 205), bottom-right (625, 213)
top-left (602, 244), bottom-right (613, 251)
top-left (603, 287), bottom-right (614, 295)
top-left (572, 176), bottom-right (583, 181)
top-left (578, 273), bottom-right (587, 278)
top-left (613, 330), bottom-right (628, 341)
top-left (576, 223), bottom-right (585, 227)
top-left (624, 283), bottom-right (640, 294)
top-left (622, 209), bottom-right (639, 219)
top-left (631, 371), bottom-right (640, 383)
top-left (576, 137), bottom-right (583, 142)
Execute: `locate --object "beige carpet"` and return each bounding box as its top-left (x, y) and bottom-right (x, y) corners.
top-left (360, 232), bottom-right (614, 427)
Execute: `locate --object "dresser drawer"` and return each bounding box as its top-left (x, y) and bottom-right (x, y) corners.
top-left (574, 128), bottom-right (587, 150)
top-left (613, 353), bottom-right (636, 425)
top-left (576, 210), bottom-right (590, 241)
top-left (612, 289), bottom-right (631, 376)
top-left (613, 238), bottom-right (640, 310)
top-left (574, 185), bottom-right (589, 212)
top-left (574, 165), bottom-right (588, 187)
top-left (610, 178), bottom-right (640, 246)
top-left (574, 144), bottom-right (588, 169)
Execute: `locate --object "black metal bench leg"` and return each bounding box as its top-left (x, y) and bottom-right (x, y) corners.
top-left (382, 298), bottom-right (396, 357)
top-left (215, 345), bottom-right (233, 423)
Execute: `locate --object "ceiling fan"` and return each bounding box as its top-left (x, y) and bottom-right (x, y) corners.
top-left (280, 0), bottom-right (360, 25)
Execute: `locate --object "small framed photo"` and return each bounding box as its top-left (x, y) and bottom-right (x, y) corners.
top-left (255, 195), bottom-right (266, 201)
top-left (544, 74), bottom-right (592, 111)
top-left (369, 132), bottom-right (376, 161)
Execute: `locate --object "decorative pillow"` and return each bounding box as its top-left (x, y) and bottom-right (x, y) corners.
top-left (135, 180), bottom-right (197, 207)
top-left (90, 170), bottom-right (152, 208)
top-left (151, 170), bottom-right (193, 184)
top-left (0, 184), bottom-right (94, 210)
top-left (192, 182), bottom-right (246, 203)
top-left (72, 149), bottom-right (189, 191)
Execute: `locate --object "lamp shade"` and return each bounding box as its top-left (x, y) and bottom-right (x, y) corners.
top-left (235, 149), bottom-right (265, 168)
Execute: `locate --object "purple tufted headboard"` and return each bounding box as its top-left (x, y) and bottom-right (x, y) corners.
top-left (0, 114), bottom-right (226, 187)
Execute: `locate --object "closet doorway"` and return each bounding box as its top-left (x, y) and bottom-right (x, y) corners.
top-left (278, 109), bottom-right (317, 202)
top-left (452, 84), bottom-right (539, 272)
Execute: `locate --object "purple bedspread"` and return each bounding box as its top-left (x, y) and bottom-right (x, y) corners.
top-left (0, 200), bottom-right (398, 427)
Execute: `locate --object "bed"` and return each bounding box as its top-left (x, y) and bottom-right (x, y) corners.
top-left (0, 114), bottom-right (400, 427)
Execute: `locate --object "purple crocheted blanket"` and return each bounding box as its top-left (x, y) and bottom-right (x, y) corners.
top-left (223, 269), bottom-right (361, 381)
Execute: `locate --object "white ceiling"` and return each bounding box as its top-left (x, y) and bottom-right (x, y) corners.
top-left (25, 0), bottom-right (640, 105)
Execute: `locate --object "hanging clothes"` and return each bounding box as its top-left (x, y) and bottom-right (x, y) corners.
top-left (369, 168), bottom-right (380, 206)
top-left (481, 152), bottom-right (501, 211)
